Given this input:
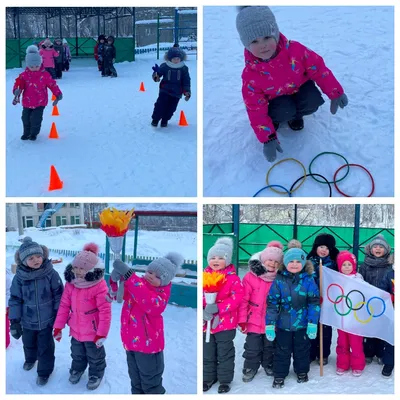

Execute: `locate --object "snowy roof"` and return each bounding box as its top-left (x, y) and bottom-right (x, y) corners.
top-left (178, 10), bottom-right (197, 15)
top-left (136, 19), bottom-right (173, 25)
top-left (108, 203), bottom-right (197, 212)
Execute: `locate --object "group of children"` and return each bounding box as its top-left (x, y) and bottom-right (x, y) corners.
top-left (203, 234), bottom-right (394, 393)
top-left (94, 35), bottom-right (117, 77)
top-left (7, 237), bottom-right (184, 393)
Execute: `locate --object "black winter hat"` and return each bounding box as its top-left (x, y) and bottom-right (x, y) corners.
top-left (107, 35), bottom-right (115, 43)
top-left (308, 233), bottom-right (339, 260)
top-left (98, 34), bottom-right (106, 42)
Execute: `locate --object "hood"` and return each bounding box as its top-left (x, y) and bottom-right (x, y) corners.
top-left (15, 258), bottom-right (53, 281)
top-left (64, 263), bottom-right (105, 283)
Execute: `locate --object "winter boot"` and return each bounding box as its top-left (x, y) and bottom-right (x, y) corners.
top-left (272, 377), bottom-right (285, 388)
top-left (297, 373), bottom-right (309, 383)
top-left (264, 365), bottom-right (274, 376)
top-left (160, 120), bottom-right (168, 128)
top-left (382, 365), bottom-right (394, 378)
top-left (336, 368), bottom-right (346, 375)
top-left (87, 376), bottom-right (102, 390)
top-left (365, 357), bottom-right (373, 364)
top-left (21, 134), bottom-right (30, 140)
top-left (36, 376), bottom-right (49, 386)
top-left (23, 361), bottom-right (36, 371)
top-left (288, 118), bottom-right (304, 131)
top-left (29, 135), bottom-right (37, 141)
top-left (218, 383), bottom-right (231, 393)
top-left (242, 368), bottom-right (257, 382)
top-left (352, 370), bottom-right (363, 377)
top-left (203, 379), bottom-right (218, 392)
top-left (273, 122), bottom-right (280, 131)
top-left (69, 370), bottom-right (85, 384)
top-left (151, 119), bottom-right (159, 127)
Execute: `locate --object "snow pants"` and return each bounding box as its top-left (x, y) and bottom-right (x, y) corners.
top-left (102, 58), bottom-right (117, 77)
top-left (70, 337), bottom-right (106, 378)
top-left (382, 342), bottom-right (394, 367)
top-left (363, 337), bottom-right (385, 359)
top-left (6, 308), bottom-right (10, 349)
top-left (22, 326), bottom-right (55, 377)
top-left (203, 329), bottom-right (236, 384)
top-left (126, 350), bottom-right (165, 394)
top-left (243, 332), bottom-right (275, 371)
top-left (336, 329), bottom-right (365, 371)
top-left (274, 328), bottom-right (310, 379)
top-left (21, 106), bottom-right (45, 139)
top-left (310, 323), bottom-right (332, 361)
top-left (268, 80), bottom-right (325, 123)
top-left (45, 67), bottom-right (56, 79)
top-left (55, 62), bottom-right (63, 79)
top-left (63, 60), bottom-right (70, 71)
top-left (152, 92), bottom-right (180, 123)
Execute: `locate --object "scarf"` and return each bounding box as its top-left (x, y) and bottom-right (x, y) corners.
top-left (363, 254), bottom-right (391, 268)
top-left (252, 269), bottom-right (277, 282)
top-left (71, 277), bottom-right (103, 289)
top-left (16, 258), bottom-right (53, 281)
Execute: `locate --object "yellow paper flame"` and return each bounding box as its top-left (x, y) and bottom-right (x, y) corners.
top-left (203, 271), bottom-right (226, 291)
top-left (99, 207), bottom-right (135, 237)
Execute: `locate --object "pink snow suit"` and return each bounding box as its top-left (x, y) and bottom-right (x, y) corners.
top-left (120, 273), bottom-right (171, 354)
top-left (202, 264), bottom-right (244, 334)
top-left (39, 48), bottom-right (59, 68)
top-left (238, 271), bottom-right (274, 334)
top-left (242, 33), bottom-right (344, 143)
top-left (54, 280), bottom-right (111, 342)
top-left (12, 68), bottom-right (62, 109)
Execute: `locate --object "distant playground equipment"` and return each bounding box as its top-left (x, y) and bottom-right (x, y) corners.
top-left (253, 152), bottom-right (374, 197)
top-left (36, 203), bottom-right (64, 228)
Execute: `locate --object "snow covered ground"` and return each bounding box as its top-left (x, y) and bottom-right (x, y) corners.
top-left (203, 6), bottom-right (394, 197)
top-left (5, 228), bottom-right (197, 394)
top-left (6, 51), bottom-right (197, 197)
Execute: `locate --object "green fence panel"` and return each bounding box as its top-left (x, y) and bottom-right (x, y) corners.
top-left (114, 38), bottom-right (134, 63)
top-left (203, 223), bottom-right (233, 234)
top-left (6, 39), bottom-right (21, 69)
top-left (358, 228), bottom-right (394, 261)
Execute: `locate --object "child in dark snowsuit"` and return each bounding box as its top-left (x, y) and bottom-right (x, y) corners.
top-left (53, 38), bottom-right (64, 79)
top-left (62, 39), bottom-right (72, 71)
top-left (94, 35), bottom-right (106, 72)
top-left (307, 233), bottom-right (339, 365)
top-left (13, 45), bottom-right (62, 141)
top-left (359, 234), bottom-right (394, 366)
top-left (8, 237), bottom-right (64, 386)
top-left (151, 47), bottom-right (191, 128)
top-left (102, 36), bottom-right (117, 77)
top-left (266, 248), bottom-right (320, 389)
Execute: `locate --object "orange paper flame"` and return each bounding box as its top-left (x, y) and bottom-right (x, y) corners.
top-left (203, 271), bottom-right (226, 293)
top-left (99, 207), bottom-right (135, 237)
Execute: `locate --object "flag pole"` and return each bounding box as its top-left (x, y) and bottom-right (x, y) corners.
top-left (319, 258), bottom-right (323, 377)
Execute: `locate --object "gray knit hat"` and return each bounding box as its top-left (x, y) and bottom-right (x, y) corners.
top-left (369, 234), bottom-right (390, 255)
top-left (207, 237), bottom-right (234, 266)
top-left (236, 6), bottom-right (280, 49)
top-left (25, 45), bottom-right (42, 67)
top-left (17, 237), bottom-right (44, 265)
top-left (166, 47), bottom-right (186, 61)
top-left (147, 252), bottom-right (184, 286)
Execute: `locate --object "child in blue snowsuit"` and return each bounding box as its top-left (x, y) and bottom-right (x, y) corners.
top-left (151, 46), bottom-right (191, 128)
top-left (265, 248), bottom-right (320, 389)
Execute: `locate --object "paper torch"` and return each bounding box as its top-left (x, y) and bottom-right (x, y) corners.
top-left (99, 207), bottom-right (135, 303)
top-left (203, 271), bottom-right (226, 343)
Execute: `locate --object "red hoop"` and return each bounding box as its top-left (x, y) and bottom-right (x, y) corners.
top-left (333, 164), bottom-right (375, 197)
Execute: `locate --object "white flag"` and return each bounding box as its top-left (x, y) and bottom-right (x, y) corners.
top-left (320, 266), bottom-right (394, 345)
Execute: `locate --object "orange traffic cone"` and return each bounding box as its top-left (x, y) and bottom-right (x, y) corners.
top-left (51, 94), bottom-right (56, 101)
top-left (48, 165), bottom-right (63, 191)
top-left (139, 82), bottom-right (145, 92)
top-left (52, 105), bottom-right (60, 116)
top-left (178, 110), bottom-right (189, 126)
top-left (49, 122), bottom-right (59, 139)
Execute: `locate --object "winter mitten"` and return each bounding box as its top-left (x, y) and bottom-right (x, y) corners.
top-left (263, 138), bottom-right (283, 163)
top-left (10, 321), bottom-right (23, 340)
top-left (205, 303), bottom-right (219, 314)
top-left (203, 309), bottom-right (213, 321)
top-left (265, 325), bottom-right (276, 341)
top-left (184, 92), bottom-right (191, 101)
top-left (152, 63), bottom-right (160, 74)
top-left (94, 335), bottom-right (106, 348)
top-left (116, 281), bottom-right (125, 304)
top-left (53, 328), bottom-right (62, 342)
top-left (13, 88), bottom-right (21, 97)
top-left (52, 94), bottom-right (62, 106)
top-left (238, 323), bottom-right (247, 333)
top-left (211, 315), bottom-right (220, 329)
top-left (112, 259), bottom-right (134, 281)
top-left (152, 73), bottom-right (161, 82)
top-left (306, 323), bottom-right (318, 339)
top-left (105, 277), bottom-right (118, 303)
top-left (248, 259), bottom-right (266, 276)
top-left (330, 93), bottom-right (348, 115)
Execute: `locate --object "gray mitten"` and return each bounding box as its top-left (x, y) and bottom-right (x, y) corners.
top-left (203, 309), bottom-right (213, 321)
top-left (263, 139), bottom-right (283, 162)
top-left (211, 315), bottom-right (220, 329)
top-left (205, 303), bottom-right (219, 314)
top-left (13, 88), bottom-right (21, 97)
top-left (111, 259), bottom-right (130, 282)
top-left (330, 93), bottom-right (348, 115)
top-left (52, 94), bottom-right (62, 106)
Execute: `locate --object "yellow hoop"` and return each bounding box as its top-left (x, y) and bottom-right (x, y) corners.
top-left (353, 301), bottom-right (374, 324)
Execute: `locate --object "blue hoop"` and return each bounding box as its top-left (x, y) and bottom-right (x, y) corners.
top-left (253, 185), bottom-right (292, 197)
top-left (366, 296), bottom-right (386, 318)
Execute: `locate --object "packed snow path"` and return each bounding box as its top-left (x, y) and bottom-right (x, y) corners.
top-left (203, 6), bottom-right (394, 197)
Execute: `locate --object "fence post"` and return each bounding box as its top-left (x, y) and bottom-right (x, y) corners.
top-left (353, 204), bottom-right (361, 260)
top-left (232, 204), bottom-right (240, 270)
top-left (174, 8), bottom-right (179, 45)
top-left (105, 236), bottom-right (110, 274)
top-left (133, 216), bottom-right (139, 260)
top-left (122, 234), bottom-right (126, 262)
top-left (293, 204), bottom-right (298, 239)
top-left (157, 13), bottom-right (160, 60)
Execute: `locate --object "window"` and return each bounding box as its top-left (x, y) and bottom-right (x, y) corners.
top-left (71, 216), bottom-right (81, 225)
top-left (75, 216), bottom-right (80, 224)
top-left (45, 218), bottom-right (52, 228)
top-left (61, 216), bottom-right (67, 225)
top-left (56, 216), bottom-right (61, 226)
top-left (22, 216), bottom-right (34, 228)
top-left (70, 203), bottom-right (80, 208)
top-left (71, 216), bottom-right (75, 224)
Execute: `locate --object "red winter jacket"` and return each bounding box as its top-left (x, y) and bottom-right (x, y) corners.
top-left (12, 68), bottom-right (62, 109)
top-left (242, 33), bottom-right (344, 143)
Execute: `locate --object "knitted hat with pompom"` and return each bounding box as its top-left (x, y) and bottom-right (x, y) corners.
top-left (260, 240), bottom-right (284, 264)
top-left (72, 243), bottom-right (104, 272)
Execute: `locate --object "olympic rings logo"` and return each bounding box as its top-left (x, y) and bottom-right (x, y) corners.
top-left (327, 284), bottom-right (386, 324)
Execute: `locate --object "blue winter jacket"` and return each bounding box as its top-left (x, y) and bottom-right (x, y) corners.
top-left (266, 262), bottom-right (320, 331)
top-left (156, 61), bottom-right (191, 99)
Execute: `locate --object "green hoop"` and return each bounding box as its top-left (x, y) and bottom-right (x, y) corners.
top-left (309, 152), bottom-right (350, 184)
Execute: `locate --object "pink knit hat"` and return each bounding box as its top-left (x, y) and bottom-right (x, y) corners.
top-left (72, 243), bottom-right (104, 272)
top-left (337, 250), bottom-right (357, 275)
top-left (260, 241), bottom-right (284, 264)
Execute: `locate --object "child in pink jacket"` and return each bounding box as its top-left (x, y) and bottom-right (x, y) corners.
top-left (238, 241), bottom-right (283, 383)
top-left (39, 38), bottom-right (59, 79)
top-left (236, 6), bottom-right (349, 162)
top-left (53, 243), bottom-right (111, 391)
top-left (110, 252), bottom-right (184, 394)
top-left (335, 251), bottom-right (366, 377)
top-left (203, 237), bottom-right (244, 394)
top-left (12, 45), bottom-right (62, 141)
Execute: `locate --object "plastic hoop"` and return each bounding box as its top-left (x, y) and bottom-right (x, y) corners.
top-left (253, 185), bottom-right (292, 198)
top-left (289, 173), bottom-right (332, 197)
top-left (266, 158), bottom-right (306, 195)
top-left (309, 152), bottom-right (350, 184)
top-left (333, 164), bottom-right (375, 197)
